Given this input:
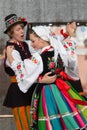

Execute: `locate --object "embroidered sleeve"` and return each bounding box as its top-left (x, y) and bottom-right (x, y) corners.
top-left (11, 50), bottom-right (43, 93)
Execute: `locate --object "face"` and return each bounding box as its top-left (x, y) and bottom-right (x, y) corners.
top-left (66, 22), bottom-right (77, 33)
top-left (70, 22), bottom-right (77, 29)
top-left (30, 33), bottom-right (44, 50)
top-left (11, 24), bottom-right (24, 42)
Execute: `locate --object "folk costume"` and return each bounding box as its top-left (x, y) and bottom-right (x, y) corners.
top-left (8, 26), bottom-right (87, 130)
top-left (3, 14), bottom-right (35, 130)
top-left (52, 26), bottom-right (84, 96)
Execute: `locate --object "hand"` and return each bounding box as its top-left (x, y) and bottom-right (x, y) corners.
top-left (39, 72), bottom-right (57, 84)
top-left (0, 49), bottom-right (6, 60)
top-left (6, 46), bottom-right (14, 64)
top-left (6, 46), bottom-right (14, 57)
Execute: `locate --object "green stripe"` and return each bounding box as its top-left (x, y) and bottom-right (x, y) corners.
top-left (25, 107), bottom-right (30, 129)
top-left (18, 107), bottom-right (24, 130)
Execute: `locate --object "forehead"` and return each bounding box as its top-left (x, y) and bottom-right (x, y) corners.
top-left (12, 23), bottom-right (24, 30)
top-left (30, 33), bottom-right (37, 39)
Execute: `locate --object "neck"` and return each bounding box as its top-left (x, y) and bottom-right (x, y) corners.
top-left (10, 38), bottom-right (22, 44)
top-left (42, 41), bottom-right (50, 48)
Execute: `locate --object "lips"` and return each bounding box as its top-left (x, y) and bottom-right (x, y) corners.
top-left (20, 34), bottom-right (24, 39)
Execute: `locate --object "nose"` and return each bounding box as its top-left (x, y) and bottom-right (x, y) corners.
top-left (21, 28), bottom-right (24, 34)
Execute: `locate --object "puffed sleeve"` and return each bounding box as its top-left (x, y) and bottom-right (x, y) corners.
top-left (52, 35), bottom-right (77, 69)
top-left (9, 50), bottom-right (43, 93)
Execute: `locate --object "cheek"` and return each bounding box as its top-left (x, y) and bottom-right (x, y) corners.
top-left (13, 32), bottom-right (20, 39)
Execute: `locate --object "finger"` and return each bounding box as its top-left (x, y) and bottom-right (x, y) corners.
top-left (50, 75), bottom-right (56, 79)
top-left (45, 72), bottom-right (52, 76)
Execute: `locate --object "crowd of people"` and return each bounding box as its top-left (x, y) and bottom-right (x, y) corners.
top-left (0, 14), bottom-right (87, 130)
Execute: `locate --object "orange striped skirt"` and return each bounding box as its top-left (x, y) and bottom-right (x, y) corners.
top-left (12, 106), bottom-right (30, 130)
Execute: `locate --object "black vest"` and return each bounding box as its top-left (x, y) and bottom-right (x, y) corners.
top-left (4, 41), bottom-right (31, 76)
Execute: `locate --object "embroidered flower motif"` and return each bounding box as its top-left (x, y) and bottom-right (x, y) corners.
top-left (48, 55), bottom-right (64, 77)
top-left (63, 44), bottom-right (68, 48)
top-left (9, 19), bottom-right (14, 24)
top-left (49, 62), bottom-right (55, 69)
top-left (68, 42), bottom-right (72, 46)
top-left (55, 68), bottom-right (60, 74)
top-left (71, 51), bottom-right (75, 55)
top-left (20, 73), bottom-right (24, 79)
top-left (17, 64), bottom-right (21, 70)
top-left (16, 62), bottom-right (25, 81)
top-left (31, 56), bottom-right (40, 65)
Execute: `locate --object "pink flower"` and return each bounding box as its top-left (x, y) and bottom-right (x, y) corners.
top-left (69, 42), bottom-right (72, 46)
top-left (9, 19), bottom-right (14, 24)
top-left (49, 62), bottom-right (55, 69)
top-left (20, 74), bottom-right (24, 78)
top-left (63, 44), bottom-right (68, 48)
top-left (34, 59), bottom-right (38, 64)
top-left (71, 51), bottom-right (75, 55)
top-left (34, 99), bottom-right (38, 107)
top-left (17, 64), bottom-right (21, 70)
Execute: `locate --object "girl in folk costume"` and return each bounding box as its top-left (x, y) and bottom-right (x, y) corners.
top-left (3, 14), bottom-right (56, 130)
top-left (3, 14), bottom-right (31, 130)
top-left (51, 22), bottom-right (84, 97)
top-left (7, 26), bottom-right (87, 130)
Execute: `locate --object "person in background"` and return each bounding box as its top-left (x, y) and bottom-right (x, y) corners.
top-left (51, 22), bottom-right (85, 97)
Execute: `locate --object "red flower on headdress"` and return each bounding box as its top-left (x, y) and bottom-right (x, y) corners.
top-left (18, 17), bottom-right (26, 22)
top-left (22, 18), bottom-right (26, 21)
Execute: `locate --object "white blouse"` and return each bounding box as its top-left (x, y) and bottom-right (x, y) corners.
top-left (6, 49), bottom-right (43, 93)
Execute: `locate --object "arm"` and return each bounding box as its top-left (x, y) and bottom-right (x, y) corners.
top-left (6, 46), bottom-right (56, 93)
top-left (6, 46), bottom-right (43, 93)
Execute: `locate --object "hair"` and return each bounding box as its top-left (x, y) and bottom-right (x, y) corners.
top-left (84, 39), bottom-right (87, 47)
top-left (26, 24), bottom-right (42, 40)
top-left (7, 23), bottom-right (24, 38)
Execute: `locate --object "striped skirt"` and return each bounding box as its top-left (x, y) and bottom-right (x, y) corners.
top-left (30, 79), bottom-right (87, 130)
top-left (12, 106), bottom-right (30, 130)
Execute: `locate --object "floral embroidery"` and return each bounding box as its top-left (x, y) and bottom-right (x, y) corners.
top-left (48, 55), bottom-right (64, 76)
top-left (17, 64), bottom-right (21, 70)
top-left (30, 56), bottom-right (40, 65)
top-left (16, 62), bottom-right (24, 81)
top-left (68, 42), bottom-right (72, 46)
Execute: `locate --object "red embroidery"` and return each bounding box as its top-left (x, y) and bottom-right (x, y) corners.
top-left (69, 42), bottom-right (72, 46)
top-left (17, 64), bottom-right (21, 70)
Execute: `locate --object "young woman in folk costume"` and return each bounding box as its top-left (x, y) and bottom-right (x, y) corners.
top-left (7, 26), bottom-right (87, 130)
top-left (3, 14), bottom-right (56, 130)
top-left (51, 22), bottom-right (84, 97)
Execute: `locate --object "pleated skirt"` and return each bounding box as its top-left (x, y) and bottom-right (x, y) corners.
top-left (30, 80), bottom-right (87, 130)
